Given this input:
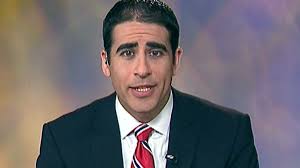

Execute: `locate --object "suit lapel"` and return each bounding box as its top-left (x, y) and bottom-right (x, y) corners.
top-left (89, 93), bottom-right (124, 167)
top-left (166, 89), bottom-right (199, 168)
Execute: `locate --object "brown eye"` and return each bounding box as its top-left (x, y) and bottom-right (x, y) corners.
top-left (120, 50), bottom-right (134, 58)
top-left (149, 50), bottom-right (162, 57)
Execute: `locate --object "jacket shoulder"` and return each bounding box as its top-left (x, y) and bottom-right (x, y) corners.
top-left (44, 93), bottom-right (115, 137)
top-left (173, 89), bottom-right (248, 120)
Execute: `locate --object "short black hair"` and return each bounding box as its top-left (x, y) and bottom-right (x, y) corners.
top-left (102, 0), bottom-right (179, 64)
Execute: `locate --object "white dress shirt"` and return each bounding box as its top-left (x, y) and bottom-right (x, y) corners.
top-left (115, 91), bottom-right (173, 168)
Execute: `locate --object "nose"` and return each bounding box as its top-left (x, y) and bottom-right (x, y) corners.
top-left (134, 55), bottom-right (151, 78)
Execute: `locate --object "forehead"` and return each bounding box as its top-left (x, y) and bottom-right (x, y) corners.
top-left (111, 21), bottom-right (170, 48)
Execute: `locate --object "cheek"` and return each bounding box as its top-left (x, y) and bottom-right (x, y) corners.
top-left (153, 63), bottom-right (174, 79)
top-left (110, 66), bottom-right (130, 84)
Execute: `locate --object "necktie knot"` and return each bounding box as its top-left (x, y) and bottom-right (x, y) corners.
top-left (134, 124), bottom-right (153, 142)
top-left (131, 124), bottom-right (155, 168)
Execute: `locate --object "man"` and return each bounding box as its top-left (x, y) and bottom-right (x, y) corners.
top-left (36, 0), bottom-right (259, 167)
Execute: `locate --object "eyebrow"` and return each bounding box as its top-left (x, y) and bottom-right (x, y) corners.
top-left (146, 42), bottom-right (167, 52)
top-left (116, 42), bottom-right (138, 53)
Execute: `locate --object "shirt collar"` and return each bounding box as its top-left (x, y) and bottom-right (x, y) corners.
top-left (115, 91), bottom-right (173, 139)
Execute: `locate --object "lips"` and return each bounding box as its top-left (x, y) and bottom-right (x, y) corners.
top-left (134, 86), bottom-right (151, 92)
top-left (130, 85), bottom-right (155, 98)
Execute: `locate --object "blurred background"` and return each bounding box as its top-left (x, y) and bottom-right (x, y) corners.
top-left (1, 0), bottom-right (299, 167)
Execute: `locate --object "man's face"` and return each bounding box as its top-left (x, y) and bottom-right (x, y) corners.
top-left (101, 21), bottom-right (182, 122)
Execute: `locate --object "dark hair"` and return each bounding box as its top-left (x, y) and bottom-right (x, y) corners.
top-left (102, 0), bottom-right (179, 64)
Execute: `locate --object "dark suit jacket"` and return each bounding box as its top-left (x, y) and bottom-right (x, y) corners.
top-left (36, 89), bottom-right (259, 168)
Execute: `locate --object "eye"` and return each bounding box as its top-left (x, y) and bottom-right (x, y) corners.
top-left (149, 50), bottom-right (163, 57)
top-left (120, 49), bottom-right (134, 58)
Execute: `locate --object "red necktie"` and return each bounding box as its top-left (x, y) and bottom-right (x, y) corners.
top-left (131, 124), bottom-right (154, 168)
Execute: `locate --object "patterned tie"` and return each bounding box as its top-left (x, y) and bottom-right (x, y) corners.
top-left (131, 124), bottom-right (154, 168)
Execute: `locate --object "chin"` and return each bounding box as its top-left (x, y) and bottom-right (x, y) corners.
top-left (132, 106), bottom-right (154, 113)
top-left (131, 102), bottom-right (157, 112)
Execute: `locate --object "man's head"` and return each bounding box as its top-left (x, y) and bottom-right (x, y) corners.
top-left (102, 0), bottom-right (179, 64)
top-left (101, 0), bottom-right (182, 122)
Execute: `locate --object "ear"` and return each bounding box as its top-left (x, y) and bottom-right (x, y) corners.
top-left (101, 50), bottom-right (111, 77)
top-left (172, 47), bottom-right (183, 76)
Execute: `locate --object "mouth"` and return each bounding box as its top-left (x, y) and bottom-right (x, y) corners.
top-left (133, 86), bottom-right (152, 92)
top-left (130, 85), bottom-right (156, 97)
